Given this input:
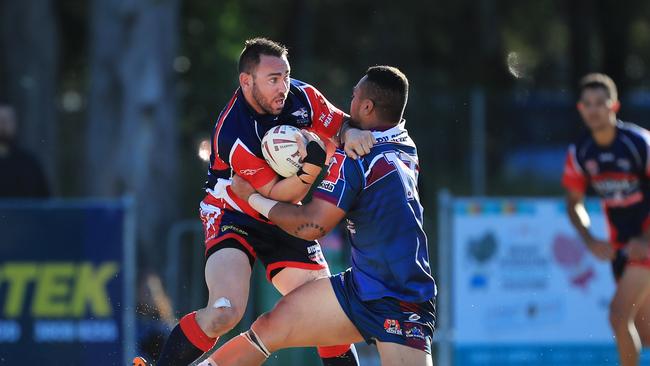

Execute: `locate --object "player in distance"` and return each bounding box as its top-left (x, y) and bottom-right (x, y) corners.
top-left (563, 73), bottom-right (650, 366)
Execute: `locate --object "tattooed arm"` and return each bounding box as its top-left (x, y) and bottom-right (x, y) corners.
top-left (267, 198), bottom-right (346, 241)
top-left (230, 172), bottom-right (347, 241)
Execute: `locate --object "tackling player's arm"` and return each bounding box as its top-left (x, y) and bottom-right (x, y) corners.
top-left (562, 146), bottom-right (614, 260)
top-left (231, 175), bottom-right (345, 240)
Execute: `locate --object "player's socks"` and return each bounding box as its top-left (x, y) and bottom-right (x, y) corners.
top-left (157, 312), bottom-right (217, 366)
top-left (318, 344), bottom-right (359, 366)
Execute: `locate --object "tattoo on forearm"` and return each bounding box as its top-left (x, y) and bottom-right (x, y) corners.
top-left (294, 222), bottom-right (326, 237)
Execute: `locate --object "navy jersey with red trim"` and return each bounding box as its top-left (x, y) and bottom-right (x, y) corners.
top-left (562, 121), bottom-right (650, 247)
top-left (203, 79), bottom-right (344, 219)
top-left (313, 122), bottom-right (436, 303)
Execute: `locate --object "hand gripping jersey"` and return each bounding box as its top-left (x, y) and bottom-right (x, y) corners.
top-left (562, 121), bottom-right (650, 248)
top-left (203, 79), bottom-right (344, 220)
top-left (313, 122), bottom-right (437, 303)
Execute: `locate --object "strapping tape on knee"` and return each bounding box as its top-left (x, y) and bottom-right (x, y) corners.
top-left (242, 329), bottom-right (270, 358)
top-left (213, 297), bottom-right (232, 309)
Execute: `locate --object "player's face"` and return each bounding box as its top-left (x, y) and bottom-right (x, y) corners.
top-left (251, 55), bottom-right (291, 115)
top-left (577, 88), bottom-right (617, 131)
top-left (349, 77), bottom-right (370, 128)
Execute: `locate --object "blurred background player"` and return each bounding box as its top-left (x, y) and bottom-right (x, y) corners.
top-left (136, 38), bottom-right (373, 366)
top-left (563, 73), bottom-right (650, 366)
top-left (0, 102), bottom-right (50, 198)
top-left (201, 66), bottom-right (436, 366)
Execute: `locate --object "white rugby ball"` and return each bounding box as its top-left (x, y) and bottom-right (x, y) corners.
top-left (261, 125), bottom-right (306, 177)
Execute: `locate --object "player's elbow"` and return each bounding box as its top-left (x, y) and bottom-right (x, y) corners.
top-left (292, 219), bottom-right (331, 241)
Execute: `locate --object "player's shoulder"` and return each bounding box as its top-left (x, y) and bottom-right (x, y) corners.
top-left (289, 78), bottom-right (314, 91)
top-left (569, 130), bottom-right (594, 159)
top-left (216, 89), bottom-right (246, 128)
top-left (213, 89), bottom-right (256, 149)
top-left (289, 78), bottom-right (327, 104)
top-left (618, 120), bottom-right (650, 143)
top-left (334, 149), bottom-right (365, 178)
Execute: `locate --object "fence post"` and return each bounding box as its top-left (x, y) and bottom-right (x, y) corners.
top-left (437, 189), bottom-right (453, 366)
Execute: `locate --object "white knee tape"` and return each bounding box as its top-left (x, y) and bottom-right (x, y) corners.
top-left (213, 297), bottom-right (232, 309)
top-left (242, 329), bottom-right (270, 358)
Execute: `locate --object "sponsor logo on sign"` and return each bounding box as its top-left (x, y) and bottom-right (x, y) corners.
top-left (384, 319), bottom-right (402, 335)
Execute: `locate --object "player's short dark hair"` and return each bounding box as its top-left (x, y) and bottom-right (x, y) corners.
top-left (362, 66), bottom-right (409, 123)
top-left (238, 37), bottom-right (288, 74)
top-left (579, 73), bottom-right (618, 101)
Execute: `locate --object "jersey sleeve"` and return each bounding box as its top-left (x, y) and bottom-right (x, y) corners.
top-left (312, 150), bottom-right (364, 212)
top-left (561, 144), bottom-right (587, 193)
top-left (229, 139), bottom-right (277, 189)
top-left (300, 84), bottom-right (346, 139)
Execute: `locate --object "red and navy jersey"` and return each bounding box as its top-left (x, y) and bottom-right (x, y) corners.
top-left (313, 122), bottom-right (436, 303)
top-left (562, 121), bottom-right (650, 247)
top-left (203, 79), bottom-right (345, 220)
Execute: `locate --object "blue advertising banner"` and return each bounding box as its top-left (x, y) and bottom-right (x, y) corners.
top-left (0, 199), bottom-right (135, 365)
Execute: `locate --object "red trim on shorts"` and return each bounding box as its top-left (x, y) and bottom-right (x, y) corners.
top-left (317, 345), bottom-right (351, 358)
top-left (205, 233), bottom-right (257, 259)
top-left (265, 261), bottom-right (328, 282)
top-left (179, 312), bottom-right (217, 352)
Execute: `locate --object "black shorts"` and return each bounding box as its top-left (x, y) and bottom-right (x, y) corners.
top-left (199, 203), bottom-right (328, 281)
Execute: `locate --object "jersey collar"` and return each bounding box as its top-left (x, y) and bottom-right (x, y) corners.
top-left (371, 120), bottom-right (415, 147)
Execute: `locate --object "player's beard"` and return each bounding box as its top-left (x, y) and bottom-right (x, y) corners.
top-left (252, 82), bottom-right (285, 115)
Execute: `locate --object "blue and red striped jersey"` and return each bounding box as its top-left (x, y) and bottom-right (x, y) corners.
top-left (313, 122), bottom-right (436, 303)
top-left (563, 121), bottom-right (650, 247)
top-left (203, 79), bottom-right (345, 220)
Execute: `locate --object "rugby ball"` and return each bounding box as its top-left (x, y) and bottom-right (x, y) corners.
top-left (261, 125), bottom-right (306, 177)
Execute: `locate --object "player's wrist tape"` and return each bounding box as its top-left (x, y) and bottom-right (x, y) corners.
top-left (302, 140), bottom-right (327, 166)
top-left (248, 193), bottom-right (278, 217)
top-left (296, 141), bottom-right (326, 184)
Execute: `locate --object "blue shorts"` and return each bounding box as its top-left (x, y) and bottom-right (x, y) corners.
top-left (330, 269), bottom-right (436, 354)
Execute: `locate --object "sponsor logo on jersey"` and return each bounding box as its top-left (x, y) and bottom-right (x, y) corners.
top-left (318, 180), bottom-right (335, 192)
top-left (319, 112), bottom-right (333, 128)
top-left (239, 167), bottom-right (264, 176)
top-left (408, 313), bottom-right (421, 321)
top-left (384, 319), bottom-right (402, 335)
top-left (292, 108), bottom-right (309, 119)
top-left (291, 108), bottom-right (310, 125)
top-left (307, 244), bottom-right (326, 265)
top-left (585, 160), bottom-right (599, 175)
top-left (599, 153), bottom-right (615, 163)
top-left (617, 158), bottom-right (631, 171)
top-left (346, 219), bottom-right (356, 234)
top-left (221, 225), bottom-right (248, 236)
top-left (404, 323), bottom-right (426, 340)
